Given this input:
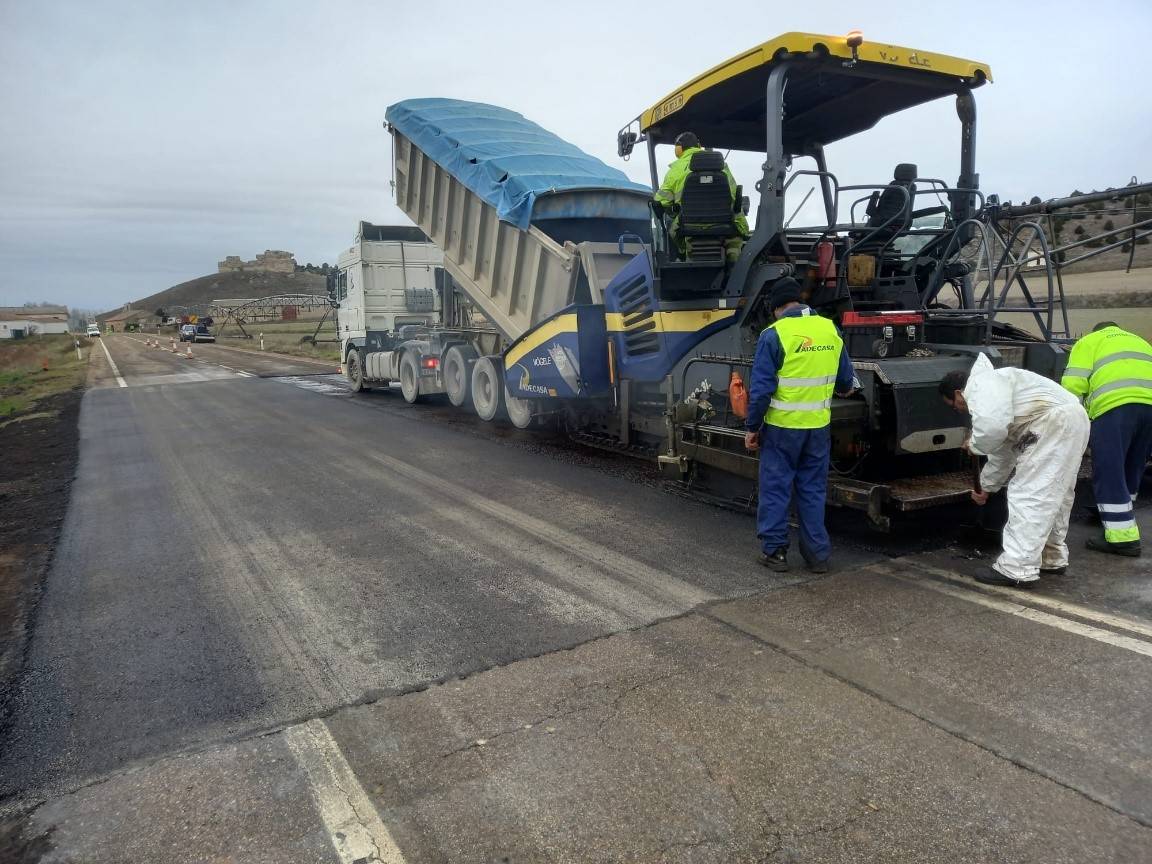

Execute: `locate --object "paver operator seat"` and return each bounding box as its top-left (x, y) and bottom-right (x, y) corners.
top-left (673, 150), bottom-right (745, 263)
top-left (856, 163), bottom-right (918, 251)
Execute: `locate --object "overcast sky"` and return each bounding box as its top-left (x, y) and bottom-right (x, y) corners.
top-left (2, 0), bottom-right (1149, 311)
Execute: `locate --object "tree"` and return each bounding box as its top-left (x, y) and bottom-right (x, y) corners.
top-left (1029, 195), bottom-right (1041, 205)
top-left (155, 308), bottom-right (166, 320)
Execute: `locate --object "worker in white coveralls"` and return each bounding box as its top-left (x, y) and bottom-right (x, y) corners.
top-left (939, 354), bottom-right (1090, 587)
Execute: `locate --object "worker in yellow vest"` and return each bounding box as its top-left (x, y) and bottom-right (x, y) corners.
top-left (654, 131), bottom-right (749, 262)
top-left (1061, 322), bottom-right (1152, 557)
top-left (744, 279), bottom-right (856, 572)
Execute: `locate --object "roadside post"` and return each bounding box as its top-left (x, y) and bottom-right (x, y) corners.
top-left (260, 333), bottom-right (265, 351)
top-left (74, 339), bottom-right (81, 361)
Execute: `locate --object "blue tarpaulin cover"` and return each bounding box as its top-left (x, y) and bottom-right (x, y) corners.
top-left (386, 98), bottom-right (650, 230)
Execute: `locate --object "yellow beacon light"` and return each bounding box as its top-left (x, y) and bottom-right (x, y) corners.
top-left (846, 30), bottom-right (864, 48)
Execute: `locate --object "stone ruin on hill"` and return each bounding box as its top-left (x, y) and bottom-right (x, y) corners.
top-left (217, 250), bottom-right (296, 274)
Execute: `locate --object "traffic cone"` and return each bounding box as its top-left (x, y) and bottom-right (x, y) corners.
top-left (185, 344), bottom-right (193, 358)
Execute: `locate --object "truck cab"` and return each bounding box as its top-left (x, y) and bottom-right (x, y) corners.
top-left (334, 222), bottom-right (446, 395)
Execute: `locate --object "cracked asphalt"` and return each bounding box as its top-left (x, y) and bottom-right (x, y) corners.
top-left (2, 334), bottom-right (1151, 863)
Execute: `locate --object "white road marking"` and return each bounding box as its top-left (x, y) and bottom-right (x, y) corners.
top-left (236, 370), bottom-right (256, 378)
top-left (912, 561), bottom-right (1152, 641)
top-left (97, 338), bottom-right (127, 388)
top-left (284, 719), bottom-right (407, 864)
top-left (876, 567), bottom-right (1152, 659)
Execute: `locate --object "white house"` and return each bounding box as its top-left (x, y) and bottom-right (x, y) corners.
top-left (0, 307), bottom-right (71, 339)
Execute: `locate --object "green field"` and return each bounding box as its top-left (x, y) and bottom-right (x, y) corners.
top-left (0, 334), bottom-right (91, 420)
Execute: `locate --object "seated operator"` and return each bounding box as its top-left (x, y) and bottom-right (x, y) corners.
top-left (653, 131), bottom-right (749, 263)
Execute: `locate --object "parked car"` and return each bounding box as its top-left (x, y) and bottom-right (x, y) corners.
top-left (85, 324), bottom-right (101, 337)
top-left (179, 324), bottom-right (216, 343)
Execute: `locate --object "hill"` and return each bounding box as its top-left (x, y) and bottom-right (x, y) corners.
top-left (99, 270), bottom-right (327, 321)
top-left (1010, 186), bottom-right (1152, 274)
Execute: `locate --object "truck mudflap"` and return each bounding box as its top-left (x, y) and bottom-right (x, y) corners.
top-left (503, 304), bottom-right (610, 399)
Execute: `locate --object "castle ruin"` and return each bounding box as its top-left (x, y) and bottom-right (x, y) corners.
top-left (218, 250), bottom-right (297, 274)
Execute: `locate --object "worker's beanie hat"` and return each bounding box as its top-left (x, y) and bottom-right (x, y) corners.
top-left (769, 277), bottom-right (803, 311)
top-left (674, 131), bottom-right (700, 149)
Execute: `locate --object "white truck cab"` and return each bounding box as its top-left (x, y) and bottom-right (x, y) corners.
top-left (335, 222), bottom-right (448, 397)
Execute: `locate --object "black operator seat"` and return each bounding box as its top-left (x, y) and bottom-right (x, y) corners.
top-left (860, 162), bottom-right (918, 247)
top-left (674, 150), bottom-right (742, 262)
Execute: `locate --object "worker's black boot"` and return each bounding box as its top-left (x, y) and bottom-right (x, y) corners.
top-left (975, 568), bottom-right (1037, 589)
top-left (759, 547), bottom-right (789, 572)
top-left (1085, 536), bottom-right (1142, 557)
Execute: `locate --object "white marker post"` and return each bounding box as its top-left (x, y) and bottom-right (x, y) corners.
top-left (260, 333), bottom-right (265, 351)
top-left (75, 339), bottom-right (81, 360)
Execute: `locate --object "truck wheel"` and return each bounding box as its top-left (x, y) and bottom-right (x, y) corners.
top-left (505, 387), bottom-right (535, 429)
top-left (471, 356), bottom-right (504, 421)
top-left (399, 351), bottom-right (422, 404)
top-left (443, 344), bottom-right (478, 407)
top-left (346, 350), bottom-right (371, 392)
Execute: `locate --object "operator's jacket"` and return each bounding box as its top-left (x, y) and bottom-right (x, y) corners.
top-left (966, 354), bottom-right (1090, 580)
top-left (654, 146), bottom-right (750, 242)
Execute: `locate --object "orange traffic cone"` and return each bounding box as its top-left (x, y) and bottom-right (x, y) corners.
top-left (185, 344), bottom-right (193, 358)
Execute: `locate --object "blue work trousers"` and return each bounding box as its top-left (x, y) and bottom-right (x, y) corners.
top-left (1090, 402), bottom-right (1152, 542)
top-left (757, 423), bottom-right (832, 562)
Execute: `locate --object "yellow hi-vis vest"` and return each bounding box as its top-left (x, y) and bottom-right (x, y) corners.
top-left (764, 313), bottom-right (844, 429)
top-left (1061, 326), bottom-right (1152, 420)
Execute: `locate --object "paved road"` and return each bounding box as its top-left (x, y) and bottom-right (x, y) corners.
top-left (2, 334), bottom-right (1151, 863)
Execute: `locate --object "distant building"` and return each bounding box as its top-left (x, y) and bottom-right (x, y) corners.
top-left (218, 250), bottom-right (297, 274)
top-left (0, 306), bottom-right (71, 339)
top-left (101, 305), bottom-right (157, 332)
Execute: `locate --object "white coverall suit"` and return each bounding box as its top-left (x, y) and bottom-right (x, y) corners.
top-left (965, 354), bottom-right (1090, 581)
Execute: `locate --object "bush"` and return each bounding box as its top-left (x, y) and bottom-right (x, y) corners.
top-left (1122, 243), bottom-right (1133, 253)
top-left (1103, 219), bottom-right (1115, 232)
top-left (1084, 237), bottom-right (1105, 248)
top-left (1138, 236), bottom-right (1150, 246)
top-left (1073, 224), bottom-right (1085, 236)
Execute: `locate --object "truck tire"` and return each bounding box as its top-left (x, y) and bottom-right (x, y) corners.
top-left (399, 351), bottom-right (423, 404)
top-left (505, 387), bottom-right (535, 429)
top-left (471, 356), bottom-right (504, 421)
top-left (346, 349), bottom-right (371, 392)
top-left (443, 344), bottom-right (478, 407)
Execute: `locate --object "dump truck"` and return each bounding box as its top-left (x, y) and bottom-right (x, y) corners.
top-left (342, 32), bottom-right (1093, 528)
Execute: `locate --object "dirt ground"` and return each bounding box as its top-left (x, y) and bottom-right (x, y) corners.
top-left (0, 336), bottom-right (88, 739)
top-left (0, 390), bottom-right (82, 731)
